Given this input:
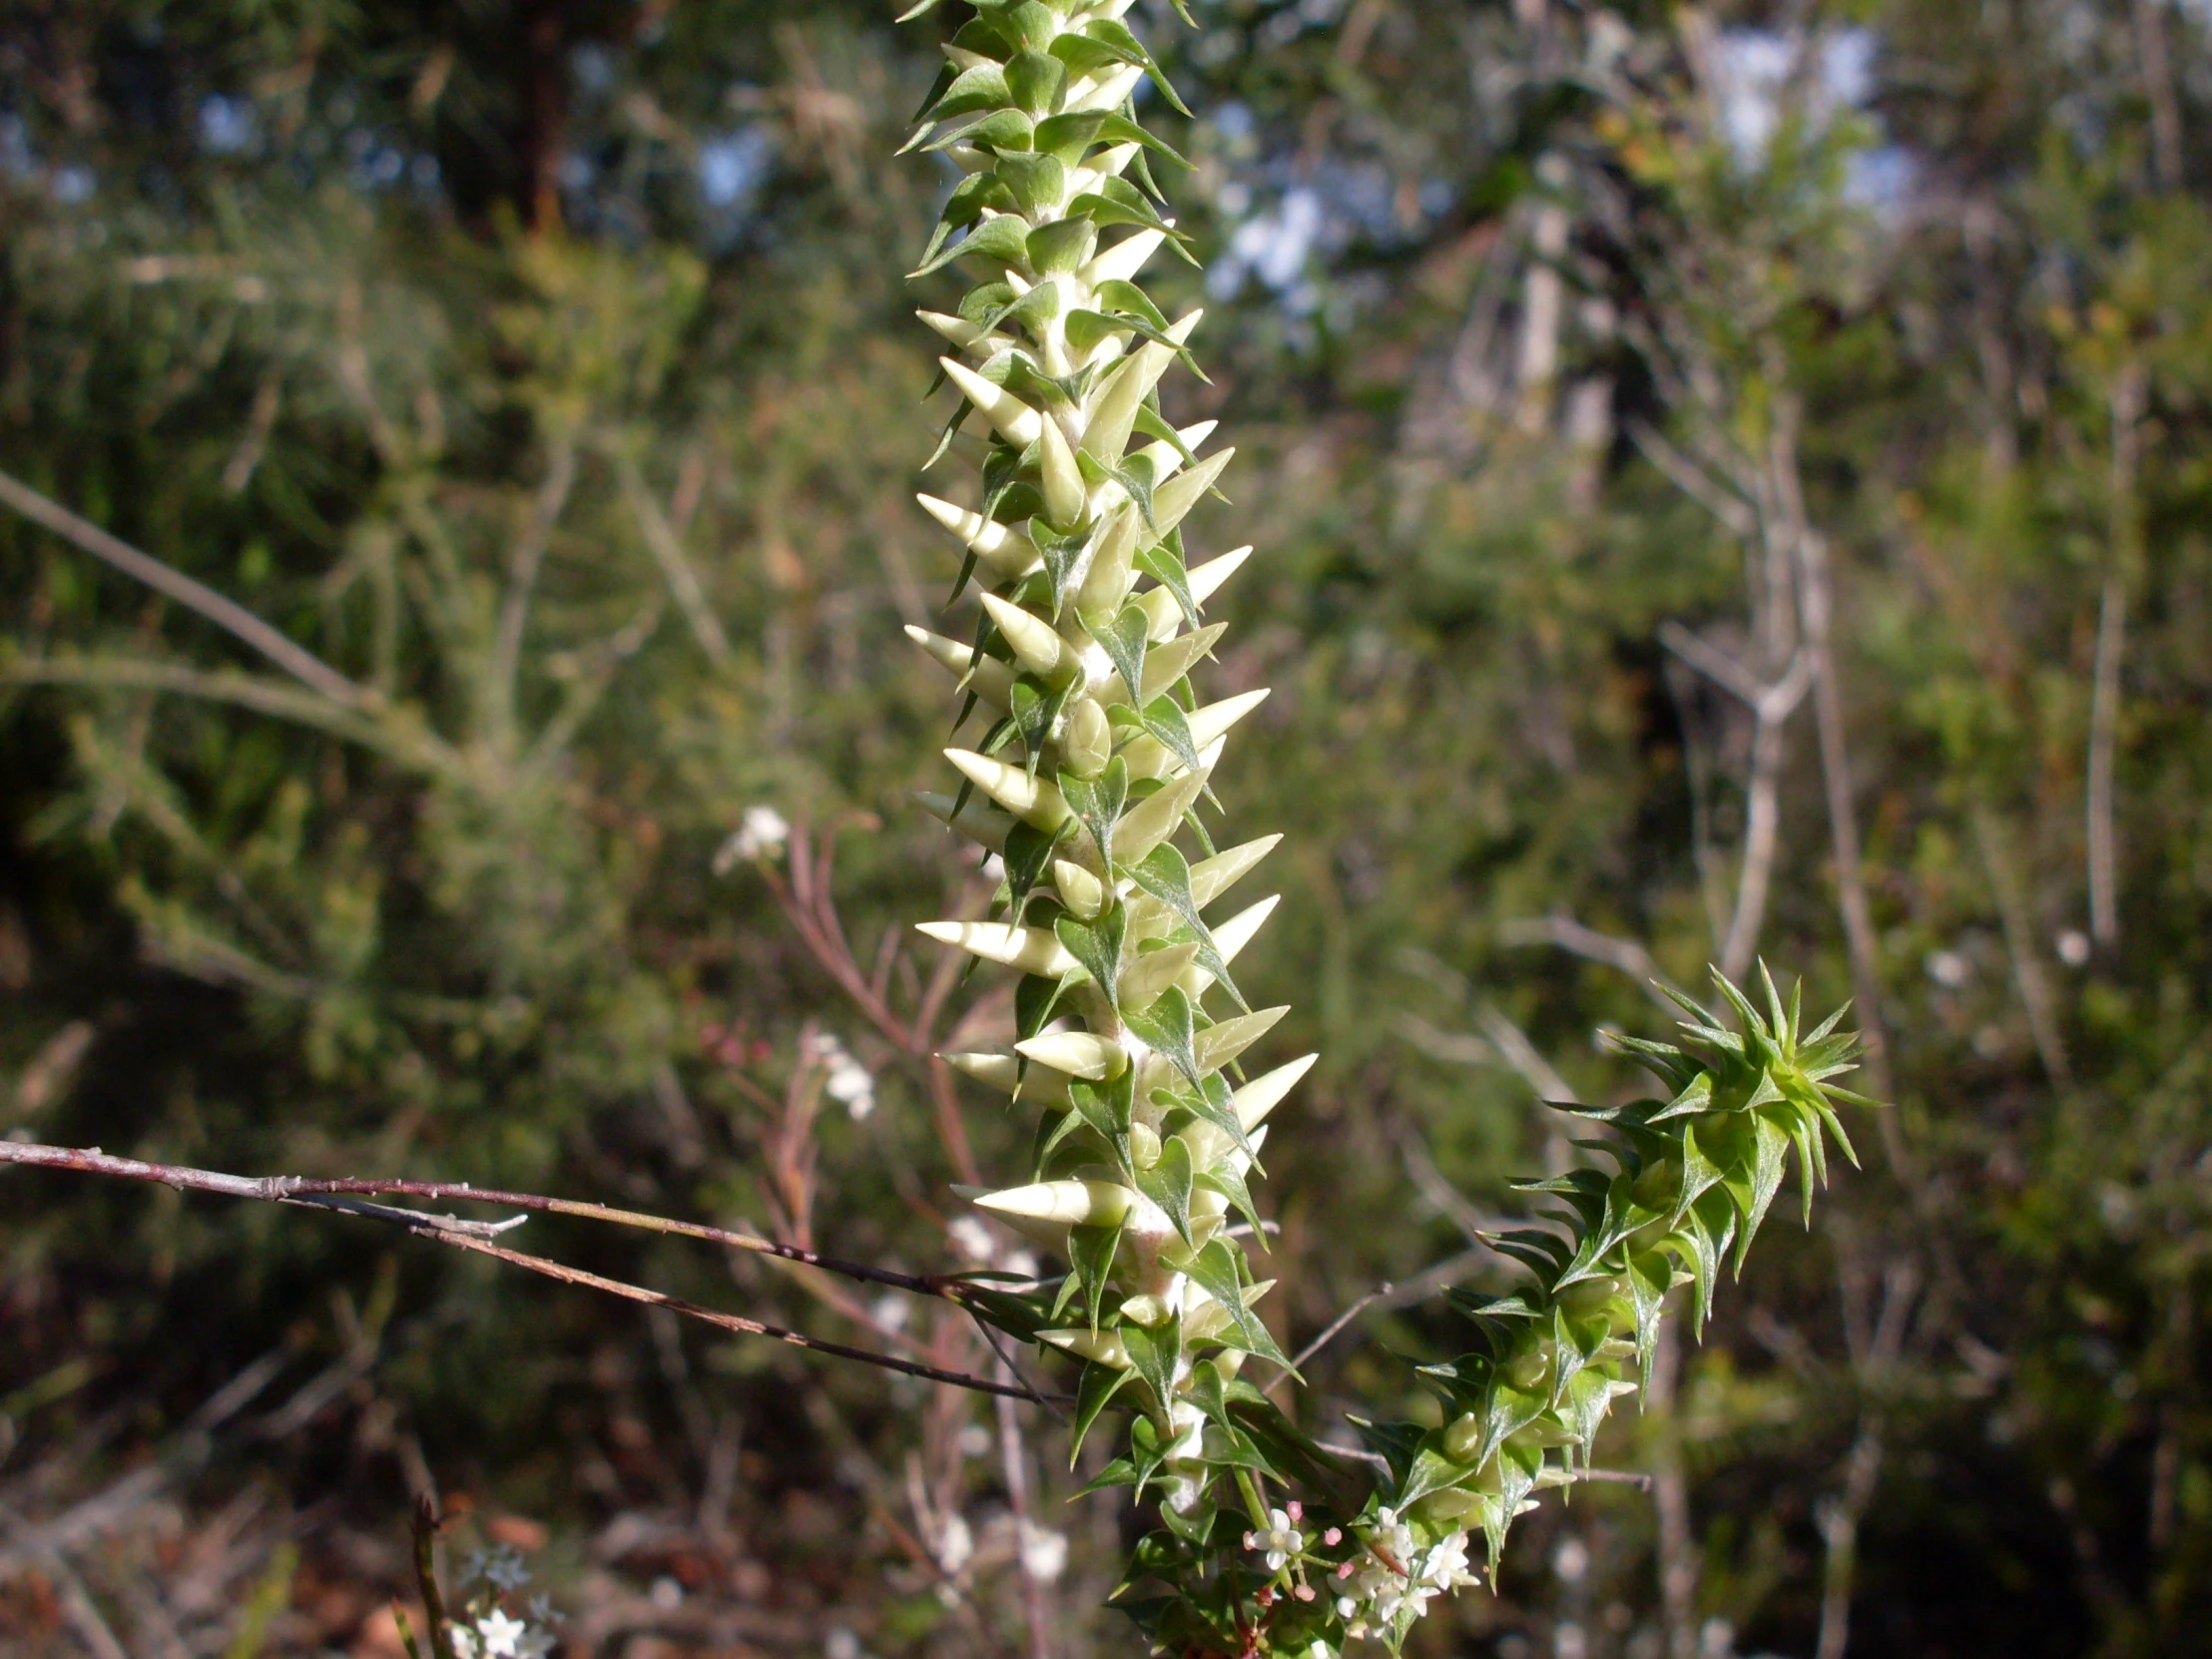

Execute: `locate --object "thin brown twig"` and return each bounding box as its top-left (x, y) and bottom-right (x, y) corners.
top-left (0, 1139), bottom-right (963, 1300)
top-left (1, 1138), bottom-right (1051, 1400)
top-left (969, 1314), bottom-right (1068, 1425)
top-left (1265, 1284), bottom-right (1393, 1400)
top-left (411, 1222), bottom-right (1061, 1402)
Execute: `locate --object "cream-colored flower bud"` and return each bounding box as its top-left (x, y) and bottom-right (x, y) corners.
top-left (1050, 856), bottom-right (1107, 919)
top-left (1041, 1329), bottom-right (1130, 1368)
top-left (943, 749), bottom-right (1069, 830)
top-left (916, 494), bottom-right (1038, 580)
top-left (939, 357), bottom-right (1043, 447)
top-left (1231, 1054), bottom-right (1319, 1132)
top-left (1190, 834), bottom-right (1281, 907)
top-left (1016, 1028), bottom-right (1125, 1080)
top-left (1077, 226), bottom-right (1169, 289)
top-left (974, 1179), bottom-right (1133, 1228)
top-left (1061, 697), bottom-right (1113, 778)
top-left (1073, 506), bottom-right (1143, 617)
top-left (1209, 895), bottom-right (1279, 966)
top-left (1193, 1005), bottom-right (1288, 1075)
top-left (976, 593), bottom-right (1071, 681)
top-left (1129, 1121), bottom-right (1162, 1169)
top-left (1119, 1292), bottom-right (1172, 1328)
top-left (1114, 766), bottom-right (1211, 864)
top-left (916, 919), bottom-right (1079, 977)
top-left (1119, 939), bottom-right (1201, 1009)
top-left (940, 1050), bottom-right (1074, 1109)
top-left (1443, 1411), bottom-right (1484, 1463)
top-left (1039, 414), bottom-right (1086, 527)
top-left (904, 626), bottom-right (1015, 707)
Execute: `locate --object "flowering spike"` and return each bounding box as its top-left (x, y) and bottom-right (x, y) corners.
top-left (886, 9), bottom-right (1875, 1651)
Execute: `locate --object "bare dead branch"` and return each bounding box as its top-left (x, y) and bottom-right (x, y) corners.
top-left (2089, 364), bottom-right (2143, 949)
top-left (1626, 419), bottom-right (1756, 538)
top-left (0, 466), bottom-right (371, 711)
top-left (1265, 1283), bottom-right (1394, 1399)
top-left (616, 448), bottom-right (733, 664)
top-left (0, 655), bottom-right (463, 777)
top-left (490, 434), bottom-right (580, 720)
top-left (1496, 914), bottom-right (1684, 1008)
top-left (1971, 808), bottom-right (2074, 1091)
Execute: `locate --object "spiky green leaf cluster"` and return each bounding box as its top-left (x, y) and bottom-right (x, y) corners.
top-left (892, 8), bottom-right (1866, 1656)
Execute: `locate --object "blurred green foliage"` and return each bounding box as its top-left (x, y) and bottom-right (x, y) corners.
top-left (3, 2), bottom-right (2210, 1657)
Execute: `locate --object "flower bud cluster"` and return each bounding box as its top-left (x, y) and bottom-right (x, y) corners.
top-left (891, 5), bottom-right (1866, 1654)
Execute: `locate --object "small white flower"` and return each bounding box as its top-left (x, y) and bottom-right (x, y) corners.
top-left (1019, 1520), bottom-right (1069, 1582)
top-left (1419, 1530), bottom-right (1480, 1592)
top-left (1244, 1506), bottom-right (1304, 1572)
top-left (936, 1512), bottom-right (974, 1575)
top-left (1366, 1506), bottom-right (1416, 1572)
top-left (448, 1627), bottom-right (480, 1659)
top-left (474, 1610), bottom-right (529, 1659)
top-left (947, 1216), bottom-right (996, 1264)
top-left (465, 1544), bottom-right (531, 1593)
top-left (715, 806), bottom-right (791, 872)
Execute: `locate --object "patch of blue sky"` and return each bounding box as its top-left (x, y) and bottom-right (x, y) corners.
top-left (698, 126), bottom-right (775, 213)
top-left (199, 95), bottom-right (256, 155)
top-left (1710, 26), bottom-right (1881, 170)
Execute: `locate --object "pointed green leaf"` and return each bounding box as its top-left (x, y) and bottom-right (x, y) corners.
top-left (1134, 537), bottom-right (1200, 627)
top-left (1134, 1132), bottom-right (1195, 1248)
top-left (1087, 602), bottom-right (1151, 707)
top-left (1186, 1238), bottom-right (1290, 1368)
top-left (1055, 900), bottom-right (1127, 1012)
top-left (1071, 1360), bottom-right (1133, 1463)
top-left (923, 62), bottom-right (1013, 124)
top-left (1068, 1065), bottom-right (1136, 1176)
top-left (1065, 1218), bottom-right (1126, 1333)
top-left (1122, 984), bottom-right (1200, 1086)
top-left (1128, 842), bottom-right (1247, 1011)
top-left (1122, 1313), bottom-right (1182, 1413)
top-left (910, 212), bottom-right (1033, 279)
top-left (1059, 754), bottom-right (1128, 870)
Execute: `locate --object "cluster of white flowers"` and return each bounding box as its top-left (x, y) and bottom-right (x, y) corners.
top-left (444, 1545), bottom-right (560, 1659)
top-left (1330, 1510), bottom-right (1480, 1642)
top-left (804, 1028), bottom-right (875, 1120)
